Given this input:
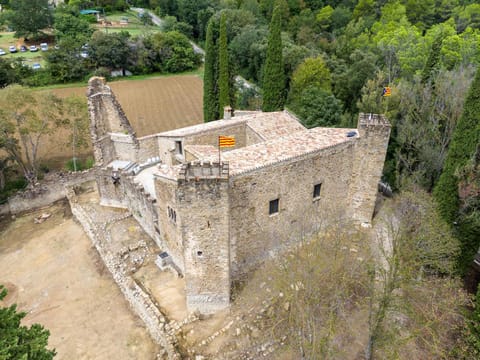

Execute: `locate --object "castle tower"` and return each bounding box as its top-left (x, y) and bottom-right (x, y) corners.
top-left (348, 113), bottom-right (391, 225)
top-left (176, 161), bottom-right (231, 314)
top-left (87, 77), bottom-right (138, 166)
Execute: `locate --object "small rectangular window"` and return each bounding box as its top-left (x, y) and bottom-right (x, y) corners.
top-left (313, 183), bottom-right (322, 199)
top-left (175, 140), bottom-right (183, 155)
top-left (269, 198), bottom-right (279, 215)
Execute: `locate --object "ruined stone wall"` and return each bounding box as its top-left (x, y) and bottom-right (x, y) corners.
top-left (66, 188), bottom-right (179, 359)
top-left (87, 77), bottom-right (139, 166)
top-left (177, 162), bottom-right (231, 314)
top-left (228, 142), bottom-right (356, 278)
top-left (154, 176), bottom-right (185, 272)
top-left (122, 173), bottom-right (159, 245)
top-left (137, 135), bottom-right (161, 164)
top-left (0, 170), bottom-right (96, 215)
top-left (96, 166), bottom-right (160, 243)
top-left (348, 114), bottom-right (391, 224)
top-left (109, 134), bottom-right (138, 163)
top-left (96, 168), bottom-right (127, 208)
top-left (95, 136), bottom-right (116, 167)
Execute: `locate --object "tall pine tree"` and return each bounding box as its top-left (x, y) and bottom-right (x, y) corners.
top-left (262, 1), bottom-right (286, 112)
top-left (218, 13), bottom-right (230, 117)
top-left (203, 19), bottom-right (218, 122)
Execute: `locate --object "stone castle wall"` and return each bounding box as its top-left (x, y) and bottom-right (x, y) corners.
top-left (0, 170), bottom-right (96, 215)
top-left (183, 123), bottom-right (247, 151)
top-left (154, 175), bottom-right (185, 272)
top-left (96, 166), bottom-right (159, 245)
top-left (87, 77), bottom-right (139, 166)
top-left (137, 135), bottom-right (161, 164)
top-left (96, 168), bottom-right (126, 208)
top-left (66, 188), bottom-right (179, 359)
top-left (228, 141), bottom-right (356, 278)
top-left (122, 173), bottom-right (159, 243)
top-left (86, 74), bottom-right (391, 316)
top-left (348, 114), bottom-right (391, 224)
top-left (177, 162), bottom-right (231, 314)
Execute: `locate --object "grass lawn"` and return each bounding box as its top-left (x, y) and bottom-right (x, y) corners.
top-left (106, 10), bottom-right (144, 25)
top-left (0, 32), bottom-right (46, 66)
top-left (94, 9), bottom-right (160, 37)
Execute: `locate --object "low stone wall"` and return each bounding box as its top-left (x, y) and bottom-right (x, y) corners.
top-left (0, 170), bottom-right (96, 216)
top-left (66, 188), bottom-right (180, 359)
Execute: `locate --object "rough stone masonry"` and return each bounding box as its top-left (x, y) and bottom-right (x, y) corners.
top-left (86, 76), bottom-right (391, 314)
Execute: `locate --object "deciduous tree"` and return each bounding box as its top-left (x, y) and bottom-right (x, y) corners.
top-left (8, 0), bottom-right (53, 40)
top-left (53, 13), bottom-right (93, 42)
top-left (0, 86), bottom-right (64, 186)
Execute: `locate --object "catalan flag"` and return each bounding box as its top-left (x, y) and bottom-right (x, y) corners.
top-left (382, 86), bottom-right (391, 97)
top-left (219, 135), bottom-right (235, 148)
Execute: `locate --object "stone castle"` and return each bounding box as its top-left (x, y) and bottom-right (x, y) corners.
top-left (87, 77), bottom-right (391, 314)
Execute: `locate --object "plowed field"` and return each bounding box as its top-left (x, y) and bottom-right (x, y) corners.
top-left (19, 75), bottom-right (204, 168)
top-left (52, 75), bottom-right (204, 137)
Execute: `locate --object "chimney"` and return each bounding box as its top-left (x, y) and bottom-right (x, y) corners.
top-left (223, 106), bottom-right (234, 120)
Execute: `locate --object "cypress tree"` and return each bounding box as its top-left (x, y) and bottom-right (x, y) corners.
top-left (262, 1), bottom-right (286, 112)
top-left (218, 13), bottom-right (229, 117)
top-left (434, 67), bottom-right (480, 272)
top-left (203, 19), bottom-right (218, 122)
top-left (434, 67), bottom-right (480, 223)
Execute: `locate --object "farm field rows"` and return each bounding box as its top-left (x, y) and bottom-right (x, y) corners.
top-left (52, 75), bottom-right (204, 136)
top-left (37, 75), bottom-right (203, 168)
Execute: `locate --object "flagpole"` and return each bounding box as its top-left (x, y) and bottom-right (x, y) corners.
top-left (218, 136), bottom-right (221, 166)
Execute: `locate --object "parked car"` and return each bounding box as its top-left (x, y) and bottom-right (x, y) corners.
top-left (32, 63), bottom-right (41, 70)
top-left (20, 45), bottom-right (27, 52)
top-left (29, 45), bottom-right (38, 52)
top-left (8, 45), bottom-right (17, 53)
top-left (40, 43), bottom-right (48, 51)
top-left (0, 49), bottom-right (6, 56)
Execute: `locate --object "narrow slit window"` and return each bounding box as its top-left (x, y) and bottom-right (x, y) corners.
top-left (167, 206), bottom-right (177, 224)
top-left (313, 183), bottom-right (322, 199)
top-left (269, 198), bottom-right (279, 215)
top-left (175, 140), bottom-right (183, 155)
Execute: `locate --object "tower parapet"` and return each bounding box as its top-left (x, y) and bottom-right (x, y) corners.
top-left (180, 161), bottom-right (229, 181)
top-left (348, 113), bottom-right (391, 225)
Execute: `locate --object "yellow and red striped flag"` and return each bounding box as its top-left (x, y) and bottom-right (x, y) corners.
top-left (382, 86), bottom-right (391, 97)
top-left (219, 135), bottom-right (235, 148)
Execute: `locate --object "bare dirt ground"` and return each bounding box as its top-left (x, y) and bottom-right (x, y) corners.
top-left (0, 202), bottom-right (161, 359)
